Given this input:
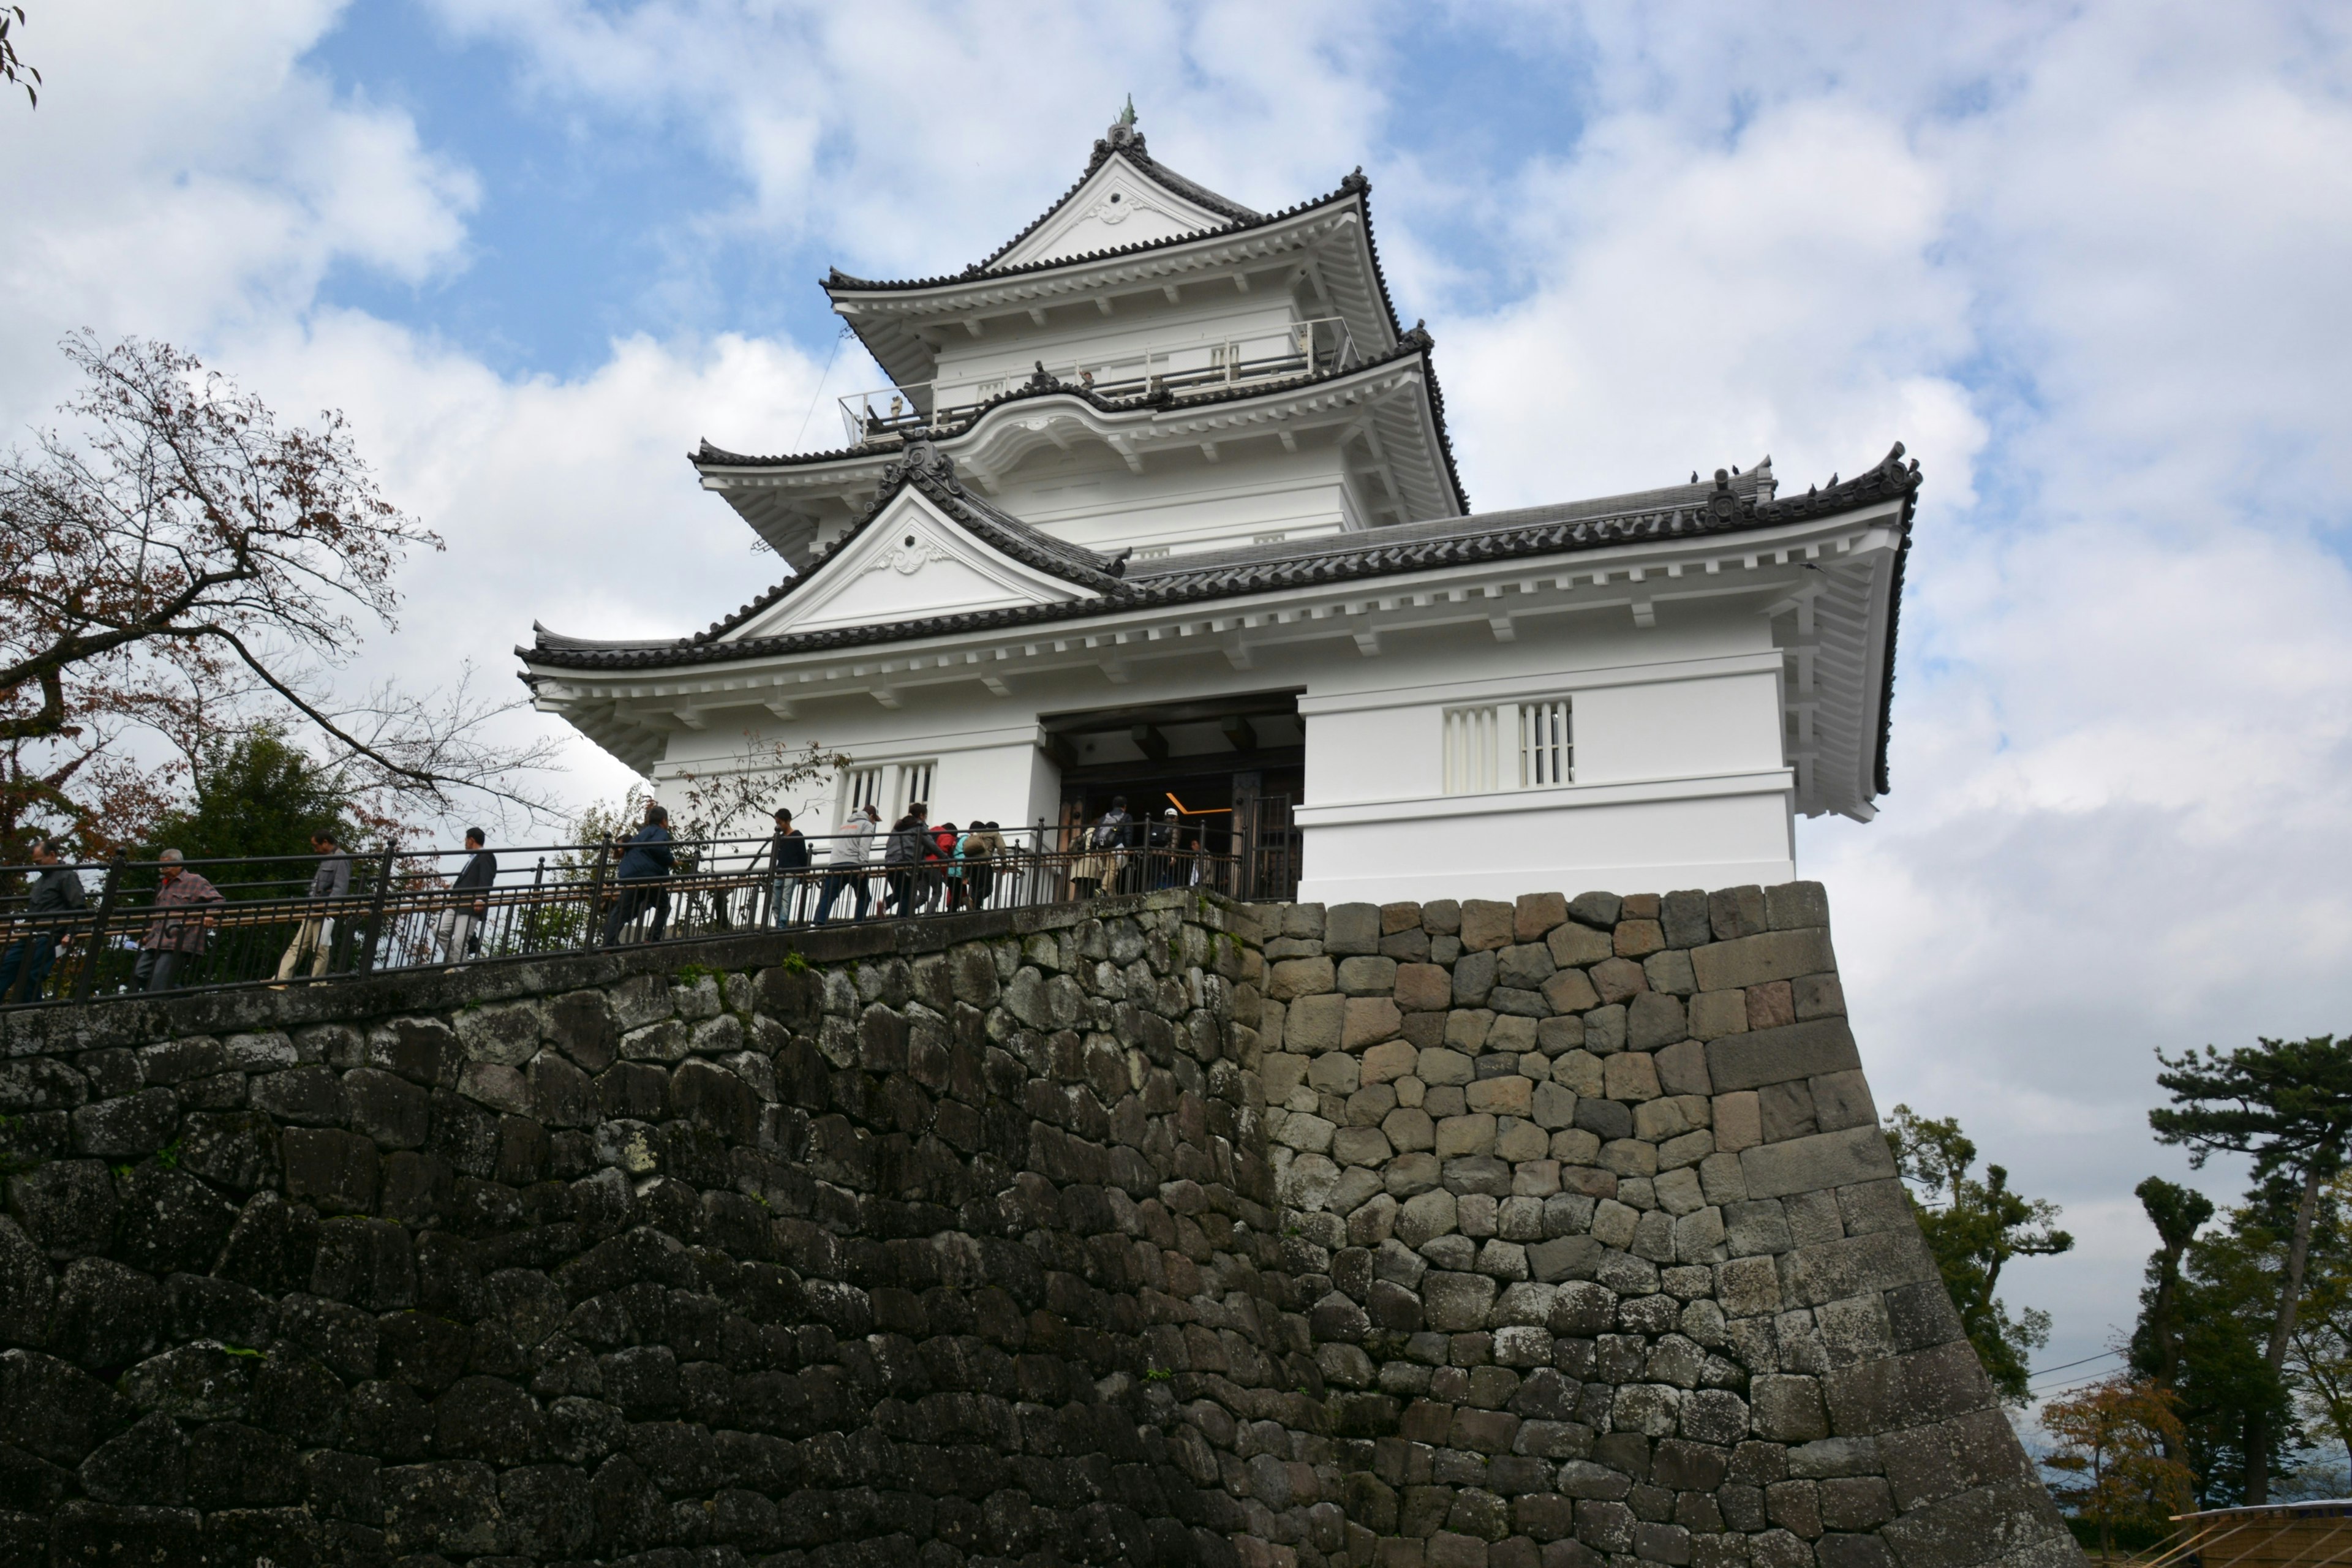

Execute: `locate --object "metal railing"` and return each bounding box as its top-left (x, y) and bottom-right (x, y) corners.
top-left (0, 820), bottom-right (1281, 1011)
top-left (837, 317), bottom-right (1360, 446)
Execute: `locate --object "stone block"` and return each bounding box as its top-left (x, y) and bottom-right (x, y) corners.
top-left (1327, 903), bottom-right (1382, 956)
top-left (1386, 1152), bottom-right (1442, 1197)
top-left (1588, 959), bottom-right (1647, 1006)
top-left (1437, 1115), bottom-right (1498, 1158)
top-left (1364, 1039), bottom-right (1420, 1085)
top-left (1811, 1071), bottom-right (1877, 1133)
top-left (1689, 990), bottom-right (1749, 1041)
top-left (1751, 1375), bottom-right (1828, 1441)
top-left (1642, 949), bottom-right (1697, 998)
top-left (1568, 892), bottom-right (1622, 929)
top-left (1765, 881), bottom-right (1831, 932)
top-left (1505, 893), bottom-right (1563, 943)
top-left (1335, 1126), bottom-right (1395, 1168)
top-left (1613, 921), bottom-right (1665, 960)
top-left (1794, 973), bottom-right (1847, 1020)
top-left (1340, 956), bottom-right (1401, 995)
top-left (1396, 964), bottom-right (1454, 1013)
top-left (1690, 929), bottom-right (1836, 994)
top-left (1461, 901), bottom-right (1515, 952)
top-left (1496, 1118), bottom-right (1549, 1162)
top-left (1653, 1039), bottom-right (1710, 1098)
top-left (1289, 993), bottom-right (1348, 1053)
top-left (1467, 1077), bottom-right (1532, 1117)
top-left (1425, 1272), bottom-right (1499, 1331)
top-left (1489, 987), bottom-right (1547, 1019)
top-left (1703, 1019), bottom-right (1862, 1093)
top-left (1539, 970), bottom-right (1599, 1016)
top-left (1602, 1053), bottom-right (1659, 1103)
top-left (1346, 997), bottom-right (1406, 1049)
top-left (1758, 1081), bottom-right (1817, 1144)
top-left (1778, 1229), bottom-right (1941, 1311)
top-left (453, 1003), bottom-right (541, 1067)
top-left (1270, 956), bottom-right (1336, 1000)
top-left (1673, 1207), bottom-right (1726, 1262)
top-left (281, 1129), bottom-right (376, 1214)
top-left (1453, 950), bottom-right (1499, 1007)
top-left (1786, 1189), bottom-right (1847, 1246)
top-left (1627, 993), bottom-right (1687, 1051)
top-left (1659, 1128), bottom-right (1714, 1172)
top-left (1420, 1048), bottom-right (1476, 1087)
top-left (1713, 1091), bottom-right (1762, 1153)
top-left (1823, 1340), bottom-right (1999, 1441)
top-left (1716, 1255), bottom-right (1781, 1319)
top-left (1740, 1128), bottom-right (1899, 1200)
top-left (1384, 1107), bottom-right (1436, 1153)
top-left (1746, 982), bottom-right (1797, 1030)
top-left (1708, 886), bottom-right (1768, 941)
top-left (72, 1090), bottom-right (179, 1159)
top-left (1532, 1082), bottom-right (1578, 1130)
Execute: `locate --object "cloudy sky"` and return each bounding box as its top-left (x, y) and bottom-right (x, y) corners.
top-left (9, 1), bottom-right (2352, 1398)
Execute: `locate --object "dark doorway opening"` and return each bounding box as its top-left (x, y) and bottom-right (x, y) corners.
top-left (1044, 690), bottom-right (1303, 900)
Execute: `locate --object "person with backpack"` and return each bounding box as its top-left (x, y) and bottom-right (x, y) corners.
top-left (959, 820), bottom-right (1004, 910)
top-left (601, 803), bottom-right (674, 946)
top-left (1071, 796), bottom-right (1131, 897)
top-left (815, 802), bottom-right (880, 923)
top-left (882, 802), bottom-right (938, 916)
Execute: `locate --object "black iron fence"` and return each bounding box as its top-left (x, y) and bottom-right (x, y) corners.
top-left (0, 821), bottom-right (1274, 1011)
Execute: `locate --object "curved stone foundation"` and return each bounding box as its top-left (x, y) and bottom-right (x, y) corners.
top-left (0, 886), bottom-right (2081, 1568)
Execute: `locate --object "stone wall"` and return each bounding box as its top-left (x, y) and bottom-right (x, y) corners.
top-left (1250, 888), bottom-right (2080, 1568)
top-left (0, 884), bottom-right (2083, 1568)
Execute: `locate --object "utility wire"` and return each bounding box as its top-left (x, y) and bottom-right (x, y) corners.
top-left (790, 325), bottom-right (853, 452)
top-left (2029, 1349), bottom-right (2125, 1383)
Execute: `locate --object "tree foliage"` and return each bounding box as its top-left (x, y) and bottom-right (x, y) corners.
top-left (0, 333), bottom-right (560, 859)
top-left (1885, 1104), bottom-right (2073, 1401)
top-left (1, 6), bottom-right (36, 109)
top-left (2041, 1376), bottom-right (2196, 1558)
top-left (2150, 1035), bottom-right (2352, 1500)
top-left (141, 728), bottom-right (360, 884)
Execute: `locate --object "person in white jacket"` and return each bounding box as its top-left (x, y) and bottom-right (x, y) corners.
top-left (813, 802), bottom-right (880, 923)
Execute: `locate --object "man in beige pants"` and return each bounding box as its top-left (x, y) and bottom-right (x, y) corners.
top-left (277, 830), bottom-right (350, 981)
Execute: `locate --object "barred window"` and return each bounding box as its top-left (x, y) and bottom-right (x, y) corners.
top-left (894, 761), bottom-right (937, 816)
top-left (1518, 699), bottom-right (1572, 788)
top-left (843, 766), bottom-right (884, 815)
top-left (1443, 699), bottom-right (1572, 793)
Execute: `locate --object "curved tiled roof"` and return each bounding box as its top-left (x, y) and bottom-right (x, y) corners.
top-left (974, 126), bottom-right (1260, 273)
top-left (823, 172), bottom-right (1371, 299)
top-left (693, 330), bottom-right (1454, 496)
top-left (671, 442), bottom-right (1131, 650)
top-left (528, 447), bottom-right (1917, 673)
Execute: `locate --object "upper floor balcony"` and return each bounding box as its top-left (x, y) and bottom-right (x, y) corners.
top-left (835, 316), bottom-right (1361, 448)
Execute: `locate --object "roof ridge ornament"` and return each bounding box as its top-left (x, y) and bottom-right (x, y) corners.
top-left (1341, 166), bottom-right (1370, 194)
top-left (879, 438), bottom-right (960, 496)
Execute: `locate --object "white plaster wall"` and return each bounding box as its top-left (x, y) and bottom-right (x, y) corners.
top-left (639, 590), bottom-right (1798, 899)
top-left (993, 442), bottom-right (1355, 555)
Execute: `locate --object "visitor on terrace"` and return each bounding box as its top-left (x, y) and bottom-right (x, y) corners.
top-left (1, 839), bottom-right (85, 1003)
top-left (137, 850), bottom-right (224, 992)
top-left (601, 803), bottom-right (674, 946)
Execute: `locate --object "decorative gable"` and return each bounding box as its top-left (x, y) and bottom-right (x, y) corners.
top-left (989, 153), bottom-right (1235, 271)
top-left (726, 486), bottom-right (1102, 640)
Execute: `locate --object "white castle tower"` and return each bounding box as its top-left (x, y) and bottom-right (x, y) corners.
top-left (521, 108), bottom-right (1915, 903)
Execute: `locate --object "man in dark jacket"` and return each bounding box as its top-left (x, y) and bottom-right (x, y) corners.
top-left (2, 839), bottom-right (86, 1003)
top-left (767, 808), bottom-right (810, 927)
top-left (439, 829), bottom-right (497, 963)
top-left (882, 802), bottom-right (937, 917)
top-left (601, 804), bottom-right (674, 946)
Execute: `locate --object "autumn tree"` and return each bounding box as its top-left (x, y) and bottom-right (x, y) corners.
top-left (2040, 1376), bottom-right (2195, 1559)
top-left (1885, 1104), bottom-right (2074, 1400)
top-left (0, 333), bottom-right (559, 859)
top-left (2152, 1034), bottom-right (2352, 1500)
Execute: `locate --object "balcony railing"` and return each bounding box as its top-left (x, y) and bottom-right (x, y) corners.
top-left (837, 316), bottom-right (1360, 447)
top-left (0, 817), bottom-right (1300, 1011)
